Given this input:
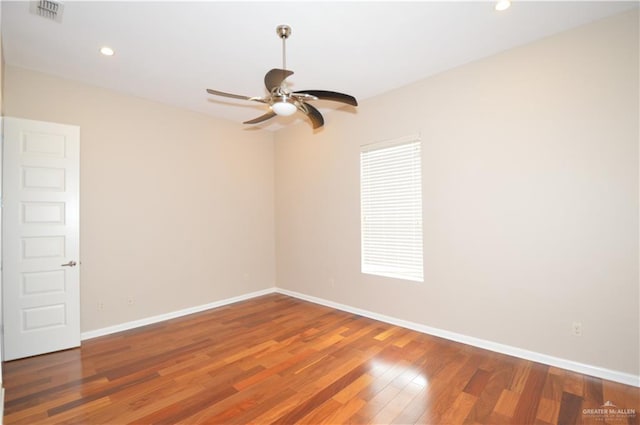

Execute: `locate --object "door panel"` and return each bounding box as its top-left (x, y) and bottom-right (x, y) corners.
top-left (2, 117), bottom-right (80, 361)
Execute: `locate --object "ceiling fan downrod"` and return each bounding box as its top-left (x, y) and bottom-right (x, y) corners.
top-left (276, 24), bottom-right (291, 71)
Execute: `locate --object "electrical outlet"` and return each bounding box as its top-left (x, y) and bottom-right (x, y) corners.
top-left (329, 278), bottom-right (335, 288)
top-left (98, 301), bottom-right (104, 311)
top-left (572, 321), bottom-right (582, 337)
top-left (127, 297), bottom-right (135, 306)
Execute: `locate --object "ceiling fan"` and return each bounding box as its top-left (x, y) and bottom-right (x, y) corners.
top-left (206, 25), bottom-right (358, 130)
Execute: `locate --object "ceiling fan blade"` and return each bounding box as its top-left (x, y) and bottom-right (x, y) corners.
top-left (206, 88), bottom-right (266, 103)
top-left (206, 88), bottom-right (251, 100)
top-left (299, 102), bottom-right (324, 129)
top-left (264, 68), bottom-right (294, 91)
top-left (243, 111), bottom-right (277, 125)
top-left (293, 90), bottom-right (358, 106)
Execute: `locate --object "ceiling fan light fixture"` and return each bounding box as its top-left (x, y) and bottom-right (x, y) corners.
top-left (272, 100), bottom-right (297, 116)
top-left (100, 46), bottom-right (115, 56)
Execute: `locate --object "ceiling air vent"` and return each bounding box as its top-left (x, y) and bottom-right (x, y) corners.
top-left (29, 0), bottom-right (64, 23)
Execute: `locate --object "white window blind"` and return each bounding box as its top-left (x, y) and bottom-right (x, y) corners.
top-left (360, 135), bottom-right (423, 282)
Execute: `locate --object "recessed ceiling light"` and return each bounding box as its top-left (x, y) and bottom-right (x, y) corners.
top-left (495, 0), bottom-right (511, 11)
top-left (100, 46), bottom-right (115, 56)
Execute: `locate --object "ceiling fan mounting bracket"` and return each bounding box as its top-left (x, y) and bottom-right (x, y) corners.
top-left (276, 24), bottom-right (291, 40)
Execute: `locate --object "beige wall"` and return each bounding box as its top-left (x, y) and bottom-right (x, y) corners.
top-left (4, 67), bottom-right (276, 332)
top-left (275, 10), bottom-right (639, 375)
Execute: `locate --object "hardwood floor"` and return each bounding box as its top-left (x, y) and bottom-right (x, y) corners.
top-left (3, 294), bottom-right (638, 424)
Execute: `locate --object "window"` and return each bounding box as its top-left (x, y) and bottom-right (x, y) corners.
top-left (360, 135), bottom-right (423, 282)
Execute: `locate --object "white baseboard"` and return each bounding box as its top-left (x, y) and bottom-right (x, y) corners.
top-left (81, 286), bottom-right (639, 387)
top-left (275, 288), bottom-right (640, 388)
top-left (80, 287), bottom-right (277, 340)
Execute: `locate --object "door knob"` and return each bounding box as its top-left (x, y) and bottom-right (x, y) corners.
top-left (61, 260), bottom-right (77, 267)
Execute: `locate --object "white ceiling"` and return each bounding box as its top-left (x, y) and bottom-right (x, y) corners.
top-left (2, 1), bottom-right (637, 129)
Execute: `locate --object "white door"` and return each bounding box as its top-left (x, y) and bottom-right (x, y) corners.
top-left (2, 117), bottom-right (80, 361)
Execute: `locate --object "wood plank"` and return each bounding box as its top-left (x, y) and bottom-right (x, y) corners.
top-left (557, 391), bottom-right (583, 425)
top-left (439, 391), bottom-right (478, 425)
top-left (511, 364), bottom-right (549, 424)
top-left (493, 389), bottom-right (520, 418)
top-left (536, 398), bottom-right (560, 424)
top-left (320, 397), bottom-right (366, 424)
top-left (371, 381), bottom-right (423, 424)
top-left (562, 370), bottom-right (585, 397)
top-left (464, 369), bottom-right (492, 396)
